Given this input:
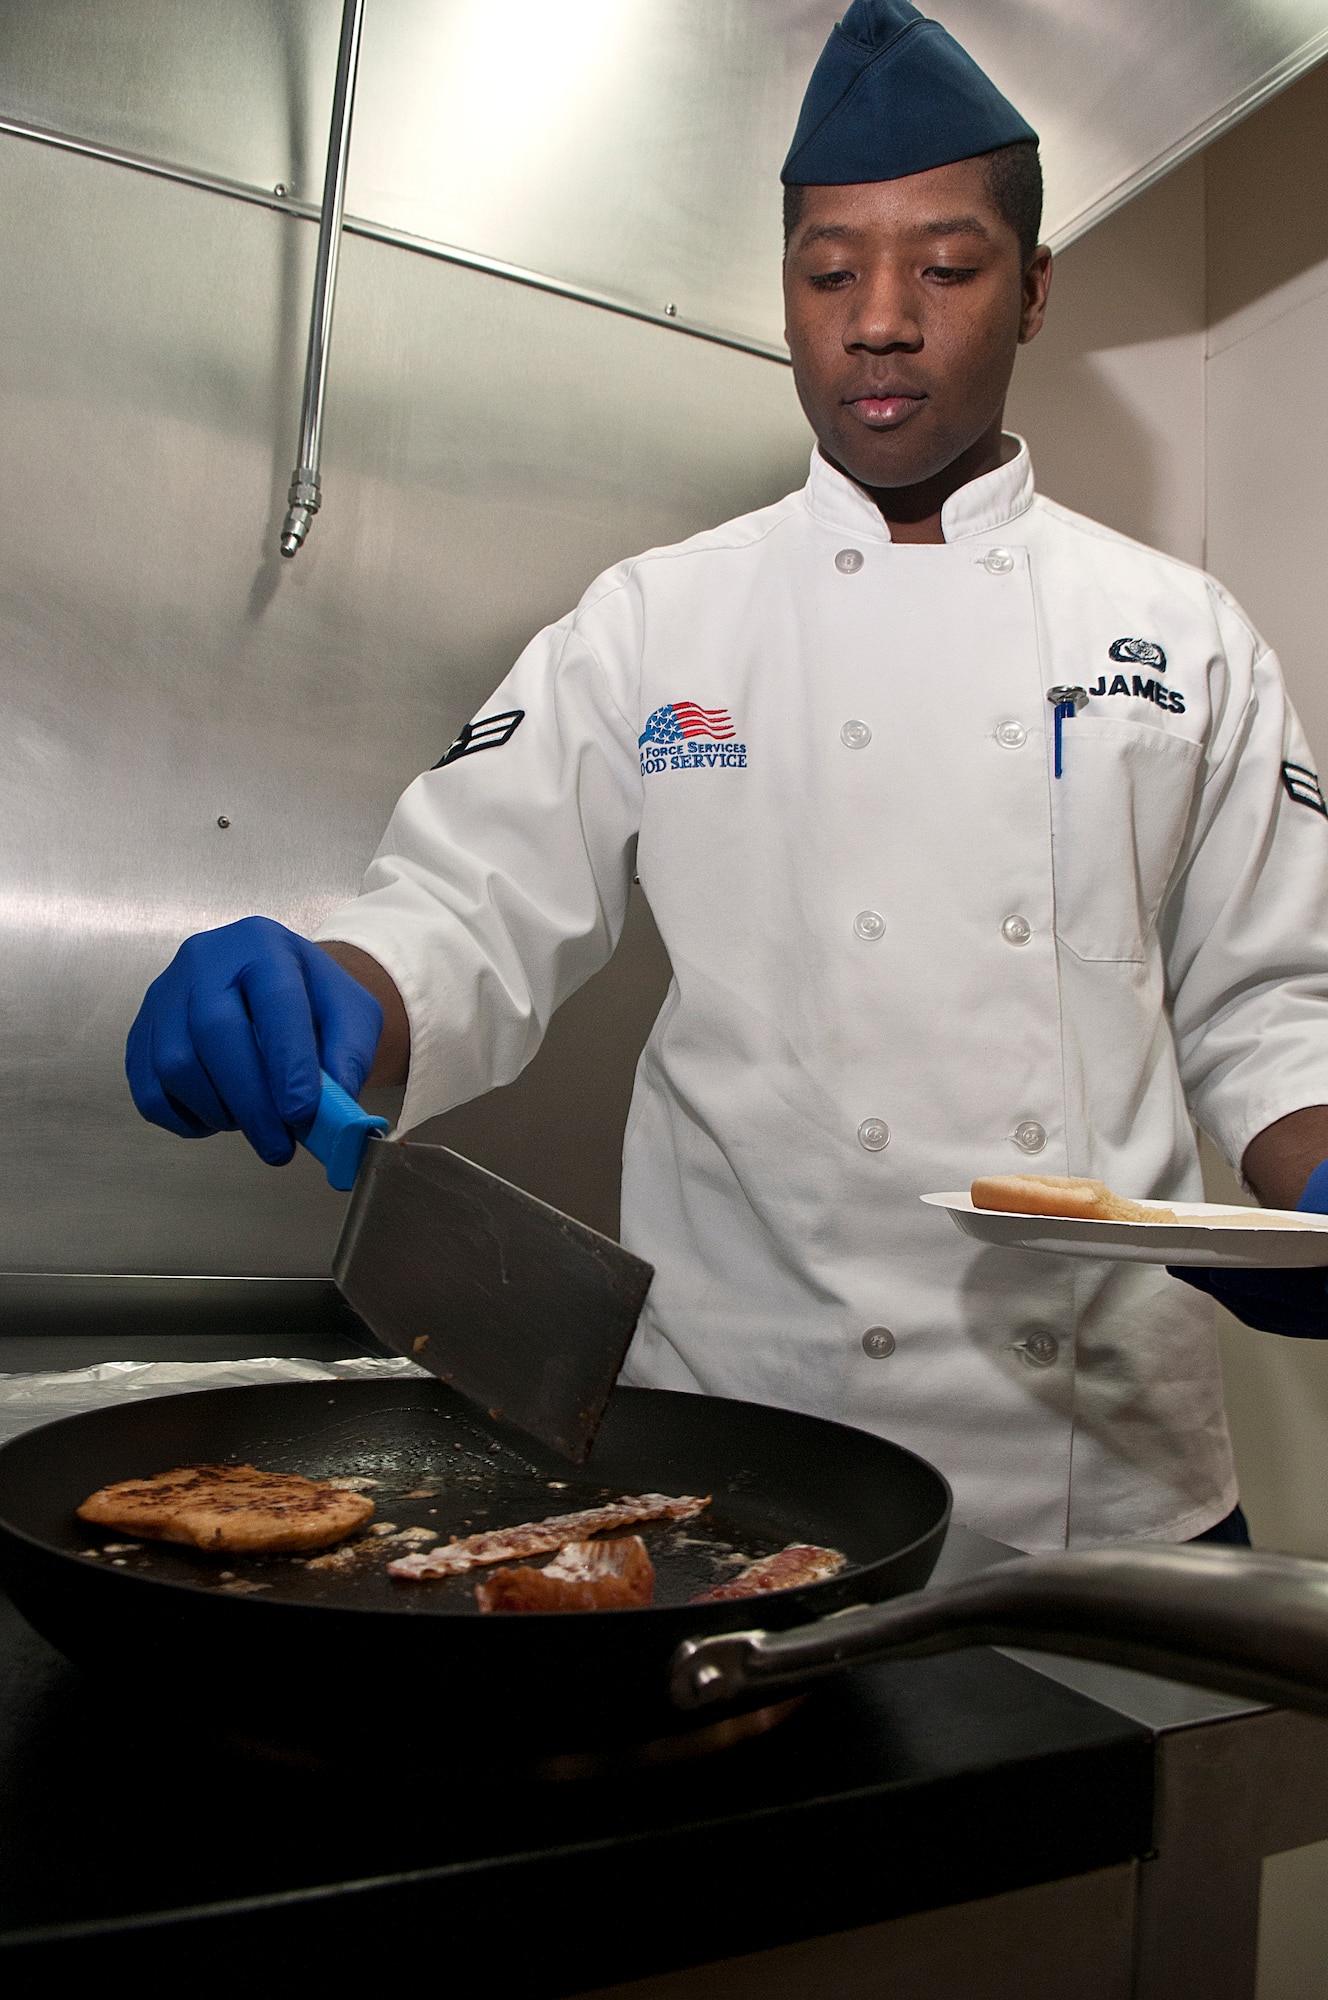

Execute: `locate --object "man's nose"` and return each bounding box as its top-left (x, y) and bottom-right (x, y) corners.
top-left (843, 267), bottom-right (923, 353)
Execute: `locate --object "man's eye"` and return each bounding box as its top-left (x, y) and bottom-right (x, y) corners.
top-left (926, 265), bottom-right (978, 284)
top-left (808, 269), bottom-right (854, 290)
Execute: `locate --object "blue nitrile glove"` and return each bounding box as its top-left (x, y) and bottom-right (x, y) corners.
top-left (1168, 1158), bottom-right (1328, 1338)
top-left (125, 916), bottom-right (383, 1166)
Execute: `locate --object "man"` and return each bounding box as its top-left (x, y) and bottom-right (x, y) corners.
top-left (127, 1), bottom-right (1328, 1552)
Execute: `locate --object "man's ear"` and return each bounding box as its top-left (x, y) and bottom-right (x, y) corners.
top-left (1018, 246), bottom-right (1053, 345)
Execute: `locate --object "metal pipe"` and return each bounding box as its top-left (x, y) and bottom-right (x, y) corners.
top-left (280, 0), bottom-right (366, 558)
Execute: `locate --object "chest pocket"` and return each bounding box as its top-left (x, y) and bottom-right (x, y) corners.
top-left (1052, 718), bottom-right (1203, 962)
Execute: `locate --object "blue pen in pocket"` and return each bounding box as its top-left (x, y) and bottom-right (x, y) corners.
top-left (1046, 684), bottom-right (1089, 777)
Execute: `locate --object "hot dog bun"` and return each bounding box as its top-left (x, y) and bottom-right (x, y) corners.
top-left (971, 1174), bottom-right (1177, 1225)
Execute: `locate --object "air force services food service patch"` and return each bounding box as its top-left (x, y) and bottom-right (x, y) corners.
top-left (639, 702), bottom-right (747, 775)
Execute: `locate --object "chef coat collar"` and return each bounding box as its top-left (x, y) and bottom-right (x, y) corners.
top-left (804, 434), bottom-right (1034, 543)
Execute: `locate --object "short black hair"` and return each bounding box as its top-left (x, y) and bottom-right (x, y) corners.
top-left (983, 141), bottom-right (1043, 265)
top-left (783, 141), bottom-right (1043, 265)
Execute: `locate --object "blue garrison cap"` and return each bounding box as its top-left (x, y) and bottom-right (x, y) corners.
top-left (782, 0), bottom-right (1037, 186)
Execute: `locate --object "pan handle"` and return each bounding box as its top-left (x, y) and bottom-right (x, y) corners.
top-left (670, 1545), bottom-right (1328, 1717)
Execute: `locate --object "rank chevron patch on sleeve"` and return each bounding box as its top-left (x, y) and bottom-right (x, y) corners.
top-left (433, 708), bottom-right (525, 768)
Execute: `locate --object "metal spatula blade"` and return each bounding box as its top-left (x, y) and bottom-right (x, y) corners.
top-left (305, 1076), bottom-right (653, 1463)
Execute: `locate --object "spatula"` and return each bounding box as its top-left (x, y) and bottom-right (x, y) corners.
top-left (301, 1074), bottom-right (654, 1463)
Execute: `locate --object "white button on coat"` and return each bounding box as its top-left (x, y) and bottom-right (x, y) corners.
top-left (1001, 914), bottom-right (1032, 945)
top-left (318, 440), bottom-right (1328, 1553)
top-left (862, 1327), bottom-right (896, 1358)
top-left (841, 719), bottom-right (871, 749)
top-left (983, 547), bottom-right (1016, 574)
top-left (996, 720), bottom-right (1027, 748)
top-left (1013, 1120), bottom-right (1047, 1153)
top-left (853, 910), bottom-right (886, 941)
top-left (835, 548), bottom-right (864, 574)
top-left (857, 1118), bottom-right (890, 1152)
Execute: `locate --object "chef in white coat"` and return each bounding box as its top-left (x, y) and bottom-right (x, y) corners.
top-left (126, 1), bottom-right (1328, 1553)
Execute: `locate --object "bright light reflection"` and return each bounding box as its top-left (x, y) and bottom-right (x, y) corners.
top-left (448, 0), bottom-right (631, 153)
top-left (357, 0), bottom-right (643, 237)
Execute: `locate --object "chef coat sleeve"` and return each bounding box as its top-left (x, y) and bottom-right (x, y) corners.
top-left (1162, 587), bottom-right (1328, 1171)
top-left (312, 577), bottom-right (644, 1132)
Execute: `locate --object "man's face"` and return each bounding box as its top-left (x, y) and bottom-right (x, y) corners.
top-left (783, 160), bottom-right (1051, 493)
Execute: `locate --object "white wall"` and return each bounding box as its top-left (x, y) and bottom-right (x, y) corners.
top-left (1008, 87), bottom-right (1328, 1557)
top-left (1006, 154), bottom-right (1206, 567)
top-left (1205, 63), bottom-right (1328, 784)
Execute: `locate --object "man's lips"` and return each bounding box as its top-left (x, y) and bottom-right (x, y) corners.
top-left (845, 391), bottom-right (926, 429)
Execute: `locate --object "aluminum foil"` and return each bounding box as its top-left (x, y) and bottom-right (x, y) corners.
top-left (0, 1355), bottom-right (429, 1448)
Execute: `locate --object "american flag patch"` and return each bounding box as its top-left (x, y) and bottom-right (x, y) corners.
top-left (638, 701), bottom-right (736, 748)
top-left (434, 708), bottom-right (525, 769)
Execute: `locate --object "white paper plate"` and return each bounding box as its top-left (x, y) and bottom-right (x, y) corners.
top-left (920, 1193), bottom-right (1328, 1267)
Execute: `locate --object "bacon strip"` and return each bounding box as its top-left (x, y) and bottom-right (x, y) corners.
top-left (475, 1536), bottom-right (655, 1613)
top-left (690, 1543), bottom-right (846, 1603)
top-left (386, 1492), bottom-right (709, 1581)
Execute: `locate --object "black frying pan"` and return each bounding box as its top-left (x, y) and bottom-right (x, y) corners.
top-left (11, 1378), bottom-right (1328, 1759)
top-left (0, 1378), bottom-right (949, 1755)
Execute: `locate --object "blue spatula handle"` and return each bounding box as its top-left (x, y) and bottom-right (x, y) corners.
top-left (302, 1070), bottom-right (390, 1191)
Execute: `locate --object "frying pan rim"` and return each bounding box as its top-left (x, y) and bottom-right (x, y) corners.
top-left (0, 1379), bottom-right (953, 1628)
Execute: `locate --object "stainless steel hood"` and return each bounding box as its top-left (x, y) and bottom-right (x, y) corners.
top-left (940, 0), bottom-right (1328, 250)
top-left (1, 1), bottom-right (1326, 354)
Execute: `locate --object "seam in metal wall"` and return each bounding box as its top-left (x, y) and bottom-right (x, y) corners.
top-left (0, 113), bottom-right (792, 365)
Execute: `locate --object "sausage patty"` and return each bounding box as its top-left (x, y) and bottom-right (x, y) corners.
top-left (77, 1463), bottom-right (375, 1553)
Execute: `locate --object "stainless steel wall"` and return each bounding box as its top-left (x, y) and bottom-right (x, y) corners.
top-left (0, 0), bottom-right (833, 353)
top-left (0, 132), bottom-right (809, 1273)
top-left (4, 1), bottom-right (1328, 352)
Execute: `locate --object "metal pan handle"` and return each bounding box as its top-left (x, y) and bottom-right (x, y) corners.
top-left (670, 1545), bottom-right (1328, 1717)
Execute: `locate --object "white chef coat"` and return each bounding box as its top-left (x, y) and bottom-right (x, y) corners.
top-left (317, 440), bottom-right (1328, 1552)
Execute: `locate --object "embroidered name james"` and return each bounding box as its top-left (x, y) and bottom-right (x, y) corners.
top-left (1087, 673), bottom-right (1186, 714)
